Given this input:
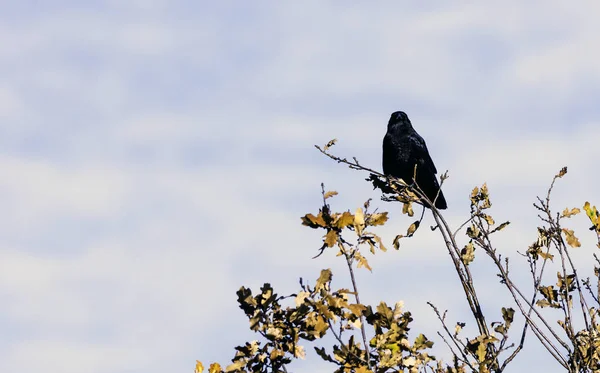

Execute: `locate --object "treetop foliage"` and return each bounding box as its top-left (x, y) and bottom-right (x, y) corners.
top-left (197, 141), bottom-right (600, 373)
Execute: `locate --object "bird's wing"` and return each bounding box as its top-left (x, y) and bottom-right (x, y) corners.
top-left (410, 134), bottom-right (438, 174)
top-left (382, 133), bottom-right (398, 175)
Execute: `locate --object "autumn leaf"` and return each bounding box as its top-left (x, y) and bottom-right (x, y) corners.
top-left (294, 345), bottom-right (306, 359)
top-left (295, 291), bottom-right (310, 306)
top-left (225, 360), bottom-right (245, 372)
top-left (374, 234), bottom-right (387, 252)
top-left (502, 307), bottom-right (515, 328)
top-left (414, 334), bottom-right (434, 350)
top-left (348, 303), bottom-right (367, 317)
top-left (482, 213), bottom-right (495, 226)
top-left (354, 207), bottom-right (365, 236)
top-left (368, 212), bottom-right (389, 226)
top-left (301, 213), bottom-right (326, 228)
top-left (315, 269), bottom-right (332, 291)
top-left (471, 186), bottom-right (479, 200)
top-left (562, 228), bottom-right (581, 248)
top-left (324, 190), bottom-right (338, 199)
top-left (208, 363), bottom-right (222, 373)
top-left (406, 221), bottom-right (420, 237)
top-left (539, 285), bottom-right (558, 302)
top-left (538, 249), bottom-right (554, 261)
top-left (455, 322), bottom-right (465, 336)
top-left (324, 229), bottom-right (338, 247)
top-left (461, 242), bottom-right (475, 265)
top-left (307, 312), bottom-right (329, 336)
top-left (466, 224), bottom-right (481, 239)
top-left (355, 252), bottom-right (372, 271)
top-left (324, 138), bottom-right (337, 150)
top-left (393, 235), bottom-right (403, 250)
top-left (476, 342), bottom-right (486, 363)
top-left (402, 202), bottom-right (414, 217)
top-left (561, 207), bottom-right (581, 218)
top-left (195, 361), bottom-right (204, 373)
top-left (584, 202), bottom-right (600, 231)
top-left (335, 211), bottom-right (354, 229)
top-left (490, 221), bottom-right (510, 234)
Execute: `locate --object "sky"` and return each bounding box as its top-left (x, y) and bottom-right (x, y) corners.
top-left (1, 2), bottom-right (600, 373)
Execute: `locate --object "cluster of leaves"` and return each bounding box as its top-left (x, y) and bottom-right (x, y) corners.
top-left (196, 268), bottom-right (440, 373)
top-left (583, 202), bottom-right (600, 249)
top-left (197, 141), bottom-right (600, 373)
top-left (301, 187), bottom-right (389, 270)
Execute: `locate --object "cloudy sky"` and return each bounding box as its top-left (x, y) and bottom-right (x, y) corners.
top-left (1, 2), bottom-right (600, 373)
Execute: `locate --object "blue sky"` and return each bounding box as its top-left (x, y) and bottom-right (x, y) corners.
top-left (1, 2), bottom-right (600, 372)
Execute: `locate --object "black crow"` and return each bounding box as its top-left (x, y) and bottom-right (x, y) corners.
top-left (382, 111), bottom-right (447, 209)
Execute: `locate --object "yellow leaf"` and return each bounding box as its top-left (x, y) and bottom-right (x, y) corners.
top-left (584, 202), bottom-right (600, 231)
top-left (476, 342), bottom-right (486, 362)
top-left (307, 312), bottom-right (329, 336)
top-left (208, 363), bottom-right (222, 373)
top-left (295, 345), bottom-right (306, 359)
top-left (538, 250), bottom-right (554, 261)
top-left (393, 235), bottom-right (403, 250)
top-left (355, 252), bottom-right (372, 271)
top-left (562, 228), bottom-right (581, 248)
top-left (354, 208), bottom-right (365, 236)
top-left (195, 361), bottom-right (204, 373)
top-left (491, 221), bottom-right (510, 234)
top-left (374, 235), bottom-right (387, 252)
top-left (324, 229), bottom-right (338, 247)
top-left (335, 211), bottom-right (354, 228)
top-left (295, 291), bottom-right (310, 306)
top-left (324, 138), bottom-right (337, 150)
top-left (324, 190), bottom-right (338, 199)
top-left (348, 303), bottom-right (366, 316)
top-left (454, 323), bottom-right (464, 336)
top-left (301, 213), bottom-right (326, 228)
top-left (270, 349), bottom-right (284, 360)
top-left (316, 269), bottom-right (332, 291)
top-left (481, 183), bottom-right (489, 196)
top-left (561, 207), bottom-right (581, 218)
top-left (461, 242), bottom-right (475, 265)
top-left (349, 319), bottom-right (362, 329)
top-left (225, 360), bottom-right (244, 373)
top-left (368, 212), bottom-right (389, 226)
top-left (406, 221), bottom-right (420, 237)
top-left (483, 214), bottom-right (495, 225)
top-left (402, 202), bottom-right (414, 217)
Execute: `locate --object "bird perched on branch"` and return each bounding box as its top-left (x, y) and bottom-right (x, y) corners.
top-left (382, 111), bottom-right (447, 209)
